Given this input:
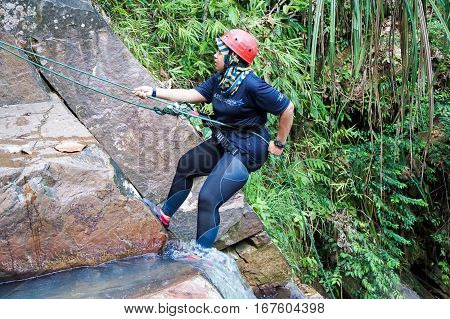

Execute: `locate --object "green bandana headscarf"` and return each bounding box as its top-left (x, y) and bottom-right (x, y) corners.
top-left (216, 38), bottom-right (252, 96)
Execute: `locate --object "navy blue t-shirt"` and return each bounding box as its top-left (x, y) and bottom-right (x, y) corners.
top-left (194, 71), bottom-right (290, 128)
top-left (194, 71), bottom-right (290, 170)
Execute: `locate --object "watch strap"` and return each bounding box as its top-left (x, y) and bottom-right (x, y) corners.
top-left (274, 138), bottom-right (286, 148)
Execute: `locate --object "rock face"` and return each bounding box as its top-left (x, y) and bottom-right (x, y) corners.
top-left (0, 93), bottom-right (167, 281)
top-left (1, 0), bottom-right (198, 202)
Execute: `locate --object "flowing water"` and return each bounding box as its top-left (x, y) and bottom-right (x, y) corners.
top-left (0, 240), bottom-right (255, 299)
top-left (163, 240), bottom-right (255, 299)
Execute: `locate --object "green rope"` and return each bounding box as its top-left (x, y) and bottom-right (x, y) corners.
top-left (0, 40), bottom-right (335, 298)
top-left (0, 40), bottom-right (230, 128)
top-left (0, 39), bottom-right (173, 108)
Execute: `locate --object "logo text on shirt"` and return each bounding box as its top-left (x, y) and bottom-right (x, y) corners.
top-left (276, 92), bottom-right (285, 102)
top-left (213, 93), bottom-right (245, 108)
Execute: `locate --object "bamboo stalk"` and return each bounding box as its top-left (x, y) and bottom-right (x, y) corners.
top-left (417, 0), bottom-right (435, 184)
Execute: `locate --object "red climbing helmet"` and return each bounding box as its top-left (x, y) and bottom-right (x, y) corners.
top-left (220, 29), bottom-right (258, 64)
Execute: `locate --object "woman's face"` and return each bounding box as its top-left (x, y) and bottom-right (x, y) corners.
top-left (214, 50), bottom-right (225, 72)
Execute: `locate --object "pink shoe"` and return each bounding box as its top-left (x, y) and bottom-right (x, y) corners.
top-left (143, 198), bottom-right (170, 228)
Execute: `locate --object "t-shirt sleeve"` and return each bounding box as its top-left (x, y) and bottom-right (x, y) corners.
top-left (250, 79), bottom-right (290, 115)
top-left (193, 73), bottom-right (218, 103)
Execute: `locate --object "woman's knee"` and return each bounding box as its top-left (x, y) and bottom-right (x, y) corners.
top-left (224, 155), bottom-right (249, 182)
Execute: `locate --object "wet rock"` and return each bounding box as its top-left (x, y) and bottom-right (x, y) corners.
top-left (143, 274), bottom-right (222, 299)
top-left (0, 94), bottom-right (167, 281)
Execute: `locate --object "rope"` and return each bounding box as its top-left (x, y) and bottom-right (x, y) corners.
top-left (0, 39), bottom-right (335, 298)
top-left (0, 40), bottom-right (231, 128)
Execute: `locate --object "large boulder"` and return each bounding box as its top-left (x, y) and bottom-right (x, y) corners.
top-left (0, 0), bottom-right (261, 249)
top-left (0, 92), bottom-right (167, 281)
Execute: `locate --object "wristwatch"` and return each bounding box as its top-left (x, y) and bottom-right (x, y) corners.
top-left (274, 138), bottom-right (286, 149)
top-left (146, 87), bottom-right (157, 98)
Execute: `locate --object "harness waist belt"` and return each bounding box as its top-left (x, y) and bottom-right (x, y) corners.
top-left (204, 121), bottom-right (250, 156)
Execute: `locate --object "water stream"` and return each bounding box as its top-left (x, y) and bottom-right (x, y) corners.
top-left (0, 240), bottom-right (255, 299)
top-left (163, 240), bottom-right (255, 299)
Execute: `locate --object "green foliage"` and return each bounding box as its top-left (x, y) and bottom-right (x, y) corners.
top-left (94, 0), bottom-right (450, 298)
top-left (94, 0), bottom-right (311, 114)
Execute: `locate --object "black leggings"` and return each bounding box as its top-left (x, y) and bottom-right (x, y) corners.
top-left (161, 137), bottom-right (265, 248)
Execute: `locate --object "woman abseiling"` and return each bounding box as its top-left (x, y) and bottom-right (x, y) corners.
top-left (133, 29), bottom-right (294, 248)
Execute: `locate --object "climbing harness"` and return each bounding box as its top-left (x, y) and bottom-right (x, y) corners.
top-left (0, 39), bottom-right (336, 298)
top-left (203, 120), bottom-right (239, 156)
